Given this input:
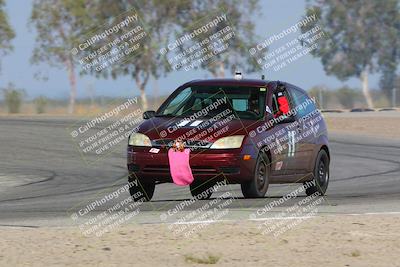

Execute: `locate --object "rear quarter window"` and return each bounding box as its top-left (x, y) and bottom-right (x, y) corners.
top-left (290, 88), bottom-right (317, 118)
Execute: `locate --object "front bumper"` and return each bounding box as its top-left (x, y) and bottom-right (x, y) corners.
top-left (127, 145), bottom-right (257, 184)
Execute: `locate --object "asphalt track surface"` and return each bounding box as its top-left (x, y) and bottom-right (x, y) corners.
top-left (0, 116), bottom-right (399, 227)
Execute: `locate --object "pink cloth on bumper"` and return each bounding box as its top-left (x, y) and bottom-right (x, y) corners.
top-left (168, 148), bottom-right (194, 186)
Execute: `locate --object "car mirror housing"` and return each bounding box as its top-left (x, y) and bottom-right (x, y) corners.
top-left (143, 110), bottom-right (156, 120)
top-left (278, 115), bottom-right (296, 124)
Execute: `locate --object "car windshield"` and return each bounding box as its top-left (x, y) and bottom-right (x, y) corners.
top-left (156, 85), bottom-right (266, 120)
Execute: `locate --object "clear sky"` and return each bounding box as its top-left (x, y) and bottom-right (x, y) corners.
top-left (1, 0), bottom-right (383, 100)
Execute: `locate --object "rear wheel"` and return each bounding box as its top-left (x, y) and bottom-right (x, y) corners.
top-left (190, 180), bottom-right (214, 200)
top-left (305, 149), bottom-right (329, 196)
top-left (241, 154), bottom-right (270, 198)
top-left (128, 176), bottom-right (155, 201)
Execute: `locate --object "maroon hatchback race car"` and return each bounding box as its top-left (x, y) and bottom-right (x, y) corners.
top-left (127, 77), bottom-right (330, 201)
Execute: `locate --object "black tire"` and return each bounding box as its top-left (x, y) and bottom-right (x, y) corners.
top-left (241, 154), bottom-right (270, 198)
top-left (189, 180), bottom-right (214, 200)
top-left (128, 176), bottom-right (155, 201)
top-left (305, 149), bottom-right (329, 196)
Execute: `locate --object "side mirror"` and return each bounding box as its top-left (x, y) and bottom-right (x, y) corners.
top-left (264, 113), bottom-right (295, 127)
top-left (143, 110), bottom-right (156, 120)
top-left (278, 115), bottom-right (295, 124)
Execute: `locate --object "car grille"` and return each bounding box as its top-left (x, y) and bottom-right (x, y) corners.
top-left (151, 139), bottom-right (212, 149)
top-left (143, 165), bottom-right (218, 174)
top-left (219, 166), bottom-right (240, 174)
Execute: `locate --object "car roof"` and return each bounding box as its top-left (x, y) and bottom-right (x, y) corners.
top-left (184, 78), bottom-right (272, 87)
top-left (181, 79), bottom-right (308, 95)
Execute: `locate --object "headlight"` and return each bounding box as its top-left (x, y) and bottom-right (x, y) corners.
top-left (210, 135), bottom-right (245, 149)
top-left (128, 133), bottom-right (152, 147)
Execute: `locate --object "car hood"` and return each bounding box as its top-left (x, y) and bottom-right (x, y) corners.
top-left (137, 116), bottom-right (258, 143)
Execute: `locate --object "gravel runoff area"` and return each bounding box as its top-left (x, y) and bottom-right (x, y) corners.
top-left (324, 111), bottom-right (400, 139)
top-left (1, 214), bottom-right (400, 267)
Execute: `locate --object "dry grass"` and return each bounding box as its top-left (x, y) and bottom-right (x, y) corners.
top-left (184, 254), bottom-right (221, 264)
top-left (350, 250), bottom-right (361, 257)
top-left (0, 103), bottom-right (136, 116)
top-left (325, 116), bottom-right (400, 139)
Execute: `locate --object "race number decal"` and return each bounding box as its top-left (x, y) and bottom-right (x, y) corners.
top-left (275, 161), bottom-right (283, 171)
top-left (275, 138), bottom-right (284, 154)
top-left (287, 131), bottom-right (296, 157)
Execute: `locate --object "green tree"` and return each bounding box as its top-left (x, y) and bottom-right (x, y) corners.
top-left (0, 0), bottom-right (15, 70)
top-left (336, 86), bottom-right (360, 109)
top-left (74, 0), bottom-right (176, 111)
top-left (172, 0), bottom-right (261, 77)
top-left (380, 66), bottom-right (396, 97)
top-left (30, 0), bottom-right (87, 114)
top-left (393, 75), bottom-right (400, 106)
top-left (2, 83), bottom-right (25, 113)
top-left (76, 0), bottom-right (261, 110)
top-left (379, 63), bottom-right (398, 103)
top-left (301, 0), bottom-right (400, 109)
top-left (34, 96), bottom-right (48, 114)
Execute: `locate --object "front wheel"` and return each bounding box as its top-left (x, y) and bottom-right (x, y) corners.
top-left (305, 149), bottom-right (329, 196)
top-left (128, 176), bottom-right (155, 201)
top-left (241, 154), bottom-right (270, 198)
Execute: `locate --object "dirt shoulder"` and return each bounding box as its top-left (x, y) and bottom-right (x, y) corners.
top-left (1, 214), bottom-right (400, 267)
top-left (324, 113), bottom-right (400, 140)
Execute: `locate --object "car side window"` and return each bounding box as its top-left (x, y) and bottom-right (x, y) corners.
top-left (290, 88), bottom-right (316, 117)
top-left (272, 84), bottom-right (292, 117)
